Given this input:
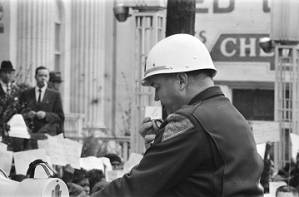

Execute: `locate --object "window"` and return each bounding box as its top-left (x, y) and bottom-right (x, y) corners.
top-left (233, 89), bottom-right (274, 120)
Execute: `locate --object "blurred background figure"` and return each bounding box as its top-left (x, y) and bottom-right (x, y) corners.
top-left (0, 60), bottom-right (16, 98)
top-left (290, 152), bottom-right (299, 192)
top-left (0, 60), bottom-right (26, 152)
top-left (19, 66), bottom-right (65, 149)
top-left (48, 71), bottom-right (63, 91)
top-left (260, 142), bottom-right (274, 193)
top-left (86, 169), bottom-right (108, 194)
top-left (276, 185), bottom-right (299, 197)
top-left (104, 153), bottom-right (123, 170)
top-left (68, 168), bottom-right (90, 197)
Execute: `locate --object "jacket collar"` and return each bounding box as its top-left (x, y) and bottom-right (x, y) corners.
top-left (188, 86), bottom-right (224, 105)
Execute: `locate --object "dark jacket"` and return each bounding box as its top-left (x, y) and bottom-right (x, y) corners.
top-left (94, 86), bottom-right (264, 197)
top-left (0, 83), bottom-right (5, 99)
top-left (19, 87), bottom-right (64, 135)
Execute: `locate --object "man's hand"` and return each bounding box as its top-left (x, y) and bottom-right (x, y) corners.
top-left (36, 111), bottom-right (46, 119)
top-left (139, 117), bottom-right (157, 148)
top-left (144, 134), bottom-right (156, 144)
top-left (24, 110), bottom-right (36, 119)
top-left (139, 117), bottom-right (155, 138)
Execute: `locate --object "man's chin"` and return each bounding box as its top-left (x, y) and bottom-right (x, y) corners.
top-left (165, 108), bottom-right (173, 115)
top-left (37, 83), bottom-right (45, 88)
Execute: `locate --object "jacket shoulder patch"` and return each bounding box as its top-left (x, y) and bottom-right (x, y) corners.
top-left (162, 113), bottom-right (194, 142)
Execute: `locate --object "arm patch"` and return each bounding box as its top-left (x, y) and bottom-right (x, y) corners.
top-left (162, 114), bottom-right (194, 142)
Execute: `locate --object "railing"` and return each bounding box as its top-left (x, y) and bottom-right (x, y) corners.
top-left (68, 136), bottom-right (131, 162)
top-left (64, 113), bottom-right (84, 138)
top-left (93, 136), bottom-right (131, 161)
top-left (64, 113), bottom-right (131, 161)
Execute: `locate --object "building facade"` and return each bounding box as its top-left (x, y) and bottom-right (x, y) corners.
top-left (0, 0), bottom-right (115, 134)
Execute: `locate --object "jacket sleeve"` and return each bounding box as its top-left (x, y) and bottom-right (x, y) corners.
top-left (92, 114), bottom-right (204, 197)
top-left (45, 92), bottom-right (64, 124)
top-left (18, 90), bottom-right (31, 114)
top-left (18, 90), bottom-right (26, 107)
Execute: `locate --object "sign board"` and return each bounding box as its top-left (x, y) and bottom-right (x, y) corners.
top-left (249, 120), bottom-right (280, 144)
top-left (80, 156), bottom-right (112, 172)
top-left (13, 149), bottom-right (51, 175)
top-left (0, 149), bottom-right (13, 176)
top-left (290, 133), bottom-right (299, 160)
top-left (105, 170), bottom-right (125, 182)
top-left (7, 114), bottom-right (30, 139)
top-left (145, 106), bottom-right (162, 120)
top-left (123, 153), bottom-right (143, 173)
top-left (38, 134), bottom-right (83, 169)
top-left (195, 0), bottom-right (275, 72)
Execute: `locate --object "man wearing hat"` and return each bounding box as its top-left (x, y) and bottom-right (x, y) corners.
top-left (0, 60), bottom-right (16, 98)
top-left (92, 34), bottom-right (263, 197)
top-left (0, 60), bottom-right (25, 152)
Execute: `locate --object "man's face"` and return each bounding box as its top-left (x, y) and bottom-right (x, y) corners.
top-left (0, 71), bottom-right (14, 83)
top-left (149, 74), bottom-right (184, 114)
top-left (35, 69), bottom-right (49, 88)
top-left (78, 178), bottom-right (90, 195)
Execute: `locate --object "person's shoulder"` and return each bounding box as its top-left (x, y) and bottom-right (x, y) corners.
top-left (20, 87), bottom-right (34, 95)
top-left (162, 113), bottom-right (195, 142)
top-left (46, 88), bottom-right (61, 95)
top-left (176, 104), bottom-right (200, 115)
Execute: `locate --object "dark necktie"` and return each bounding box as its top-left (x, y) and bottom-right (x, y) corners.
top-left (38, 88), bottom-right (42, 102)
top-left (6, 83), bottom-right (10, 95)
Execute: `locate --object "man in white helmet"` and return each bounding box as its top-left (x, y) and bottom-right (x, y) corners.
top-left (92, 34), bottom-right (264, 197)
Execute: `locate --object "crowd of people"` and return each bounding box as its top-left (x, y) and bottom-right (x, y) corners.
top-left (0, 61), bottom-right (64, 151)
top-left (273, 153), bottom-right (299, 192)
top-left (259, 143), bottom-right (299, 195)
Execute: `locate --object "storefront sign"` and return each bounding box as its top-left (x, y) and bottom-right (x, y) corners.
top-left (195, 0), bottom-right (273, 69)
top-left (210, 34), bottom-right (274, 69)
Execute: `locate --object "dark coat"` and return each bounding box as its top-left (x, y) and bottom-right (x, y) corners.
top-left (94, 86), bottom-right (264, 197)
top-left (0, 83), bottom-right (6, 99)
top-left (19, 87), bottom-right (64, 135)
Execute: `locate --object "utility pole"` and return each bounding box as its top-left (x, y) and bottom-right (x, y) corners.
top-left (162, 0), bottom-right (195, 119)
top-left (166, 0), bottom-right (195, 36)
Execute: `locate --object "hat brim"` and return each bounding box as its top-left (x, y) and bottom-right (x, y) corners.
top-left (0, 68), bottom-right (15, 72)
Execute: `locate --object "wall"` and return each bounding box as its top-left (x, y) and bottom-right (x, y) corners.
top-left (0, 1), bottom-right (11, 62)
top-left (68, 0), bottom-right (109, 130)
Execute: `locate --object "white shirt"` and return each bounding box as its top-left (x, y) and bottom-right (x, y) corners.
top-left (0, 79), bottom-right (12, 94)
top-left (35, 84), bottom-right (47, 102)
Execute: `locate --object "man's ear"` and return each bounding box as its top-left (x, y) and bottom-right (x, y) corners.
top-left (176, 73), bottom-right (188, 89)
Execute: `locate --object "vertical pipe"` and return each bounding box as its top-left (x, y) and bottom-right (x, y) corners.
top-left (111, 13), bottom-right (117, 137)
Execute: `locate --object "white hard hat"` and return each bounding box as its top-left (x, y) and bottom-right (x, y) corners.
top-left (142, 34), bottom-right (216, 85)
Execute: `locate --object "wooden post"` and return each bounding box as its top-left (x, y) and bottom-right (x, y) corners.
top-left (166, 0), bottom-right (195, 37)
